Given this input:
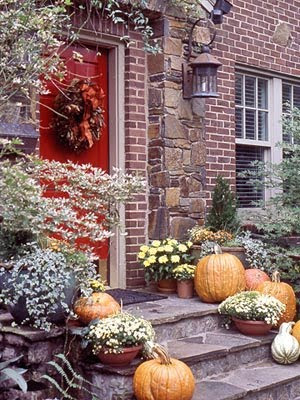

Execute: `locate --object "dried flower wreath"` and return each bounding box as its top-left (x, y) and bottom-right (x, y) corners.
top-left (53, 79), bottom-right (105, 153)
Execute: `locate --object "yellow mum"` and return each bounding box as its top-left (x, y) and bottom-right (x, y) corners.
top-left (171, 255), bottom-right (180, 263)
top-left (140, 245), bottom-right (149, 253)
top-left (143, 260), bottom-right (151, 267)
top-left (178, 244), bottom-right (188, 252)
top-left (138, 252), bottom-right (146, 259)
top-left (149, 247), bottom-right (158, 255)
top-left (152, 240), bottom-right (161, 247)
top-left (164, 245), bottom-right (173, 253)
top-left (148, 255), bottom-right (156, 264)
top-left (158, 255), bottom-right (168, 264)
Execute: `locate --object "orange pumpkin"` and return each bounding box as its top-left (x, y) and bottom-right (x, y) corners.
top-left (74, 292), bottom-right (120, 324)
top-left (257, 271), bottom-right (296, 326)
top-left (245, 269), bottom-right (270, 290)
top-left (133, 344), bottom-right (195, 400)
top-left (292, 321), bottom-right (300, 344)
top-left (194, 245), bottom-right (246, 303)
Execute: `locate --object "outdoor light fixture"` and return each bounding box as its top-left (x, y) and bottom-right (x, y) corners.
top-left (211, 0), bottom-right (233, 24)
top-left (182, 20), bottom-right (222, 99)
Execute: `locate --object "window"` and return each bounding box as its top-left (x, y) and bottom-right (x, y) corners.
top-left (282, 82), bottom-right (300, 110)
top-left (235, 72), bottom-right (300, 209)
top-left (235, 73), bottom-right (270, 208)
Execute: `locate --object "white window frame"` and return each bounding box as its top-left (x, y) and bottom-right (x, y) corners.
top-left (235, 71), bottom-right (283, 210)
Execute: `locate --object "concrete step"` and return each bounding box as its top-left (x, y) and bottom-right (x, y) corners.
top-left (166, 328), bottom-right (277, 380)
top-left (193, 361), bottom-right (300, 400)
top-left (125, 295), bottom-right (220, 342)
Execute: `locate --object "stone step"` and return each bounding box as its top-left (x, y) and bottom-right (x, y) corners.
top-left (125, 295), bottom-right (220, 342)
top-left (166, 328), bottom-right (277, 380)
top-left (85, 328), bottom-right (278, 400)
top-left (193, 361), bottom-right (300, 400)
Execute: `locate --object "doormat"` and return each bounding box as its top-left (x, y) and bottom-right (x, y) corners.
top-left (106, 289), bottom-right (167, 306)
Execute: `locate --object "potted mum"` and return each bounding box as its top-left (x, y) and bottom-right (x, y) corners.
top-left (82, 312), bottom-right (155, 367)
top-left (138, 238), bottom-right (194, 293)
top-left (218, 291), bottom-right (285, 335)
top-left (172, 264), bottom-right (196, 299)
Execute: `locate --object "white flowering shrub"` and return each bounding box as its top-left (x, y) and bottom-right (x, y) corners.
top-left (0, 139), bottom-right (145, 260)
top-left (82, 312), bottom-right (155, 354)
top-left (218, 291), bottom-right (285, 326)
top-left (138, 238), bottom-right (194, 283)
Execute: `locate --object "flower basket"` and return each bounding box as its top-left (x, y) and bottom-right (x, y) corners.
top-left (232, 317), bottom-right (272, 336)
top-left (97, 344), bottom-right (143, 367)
top-left (82, 312), bottom-right (155, 366)
top-left (218, 291), bottom-right (286, 335)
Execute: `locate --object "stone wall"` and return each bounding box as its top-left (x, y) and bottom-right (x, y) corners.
top-left (147, 15), bottom-right (207, 241)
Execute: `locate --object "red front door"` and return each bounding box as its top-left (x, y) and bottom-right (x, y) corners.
top-left (39, 45), bottom-right (109, 271)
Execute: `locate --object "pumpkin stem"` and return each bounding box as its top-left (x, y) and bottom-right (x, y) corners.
top-left (272, 271), bottom-right (281, 283)
top-left (144, 342), bottom-right (172, 365)
top-left (214, 244), bottom-right (222, 255)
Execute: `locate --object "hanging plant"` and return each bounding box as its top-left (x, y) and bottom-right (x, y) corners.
top-left (53, 79), bottom-right (105, 153)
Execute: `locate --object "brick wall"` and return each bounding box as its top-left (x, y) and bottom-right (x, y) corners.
top-left (124, 33), bottom-right (148, 288)
top-left (205, 0), bottom-right (300, 200)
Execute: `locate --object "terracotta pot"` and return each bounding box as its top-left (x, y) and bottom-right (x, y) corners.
top-left (232, 317), bottom-right (272, 335)
top-left (97, 345), bottom-right (142, 367)
top-left (177, 280), bottom-right (194, 299)
top-left (157, 279), bottom-right (177, 293)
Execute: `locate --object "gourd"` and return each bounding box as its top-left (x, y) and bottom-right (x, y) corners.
top-left (257, 271), bottom-right (296, 326)
top-left (194, 245), bottom-right (246, 303)
top-left (133, 343), bottom-right (195, 400)
top-left (271, 322), bottom-right (300, 364)
top-left (245, 269), bottom-right (270, 290)
top-left (292, 320), bottom-right (300, 344)
top-left (74, 292), bottom-right (120, 324)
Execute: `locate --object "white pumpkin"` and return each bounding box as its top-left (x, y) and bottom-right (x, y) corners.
top-left (271, 322), bottom-right (300, 364)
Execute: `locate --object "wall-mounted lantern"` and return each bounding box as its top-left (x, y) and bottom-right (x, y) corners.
top-left (183, 44), bottom-right (222, 99)
top-left (182, 0), bottom-right (232, 99)
top-left (182, 20), bottom-right (222, 99)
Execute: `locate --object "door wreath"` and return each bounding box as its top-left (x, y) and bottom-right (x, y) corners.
top-left (53, 79), bottom-right (105, 153)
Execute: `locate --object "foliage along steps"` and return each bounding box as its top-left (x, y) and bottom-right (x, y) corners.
top-left (84, 294), bottom-right (300, 399)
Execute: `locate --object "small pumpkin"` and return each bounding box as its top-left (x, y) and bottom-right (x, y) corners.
top-left (74, 292), bottom-right (120, 324)
top-left (292, 320), bottom-right (300, 344)
top-left (133, 343), bottom-right (195, 400)
top-left (257, 271), bottom-right (296, 326)
top-left (271, 322), bottom-right (300, 364)
top-left (245, 269), bottom-right (270, 290)
top-left (194, 245), bottom-right (246, 303)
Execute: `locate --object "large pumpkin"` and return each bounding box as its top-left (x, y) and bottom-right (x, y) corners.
top-left (257, 271), bottom-right (296, 326)
top-left (74, 292), bottom-right (120, 324)
top-left (245, 269), bottom-right (270, 290)
top-left (194, 245), bottom-right (246, 303)
top-left (292, 320), bottom-right (300, 344)
top-left (133, 343), bottom-right (195, 400)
